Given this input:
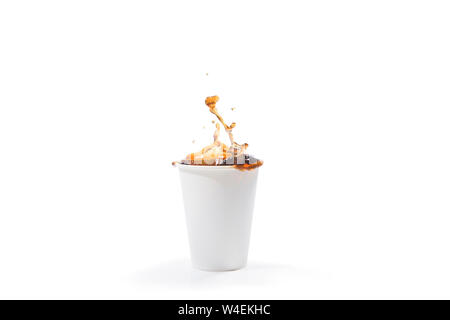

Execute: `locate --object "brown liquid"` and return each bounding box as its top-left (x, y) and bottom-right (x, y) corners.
top-left (174, 95), bottom-right (262, 170)
top-left (234, 160), bottom-right (264, 171)
top-left (205, 96), bottom-right (247, 153)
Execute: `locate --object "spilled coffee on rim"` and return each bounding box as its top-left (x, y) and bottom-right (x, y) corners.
top-left (173, 96), bottom-right (263, 170)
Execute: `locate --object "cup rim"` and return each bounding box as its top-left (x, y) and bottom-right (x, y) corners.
top-left (174, 162), bottom-right (260, 172)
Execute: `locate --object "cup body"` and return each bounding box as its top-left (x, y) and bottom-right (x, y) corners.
top-left (177, 164), bottom-right (259, 271)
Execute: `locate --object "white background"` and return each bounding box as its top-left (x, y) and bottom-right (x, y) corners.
top-left (1, 0), bottom-right (449, 299)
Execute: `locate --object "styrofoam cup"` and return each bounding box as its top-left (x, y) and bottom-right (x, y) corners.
top-left (177, 164), bottom-right (259, 271)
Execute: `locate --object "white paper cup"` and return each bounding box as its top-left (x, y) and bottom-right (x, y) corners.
top-left (177, 164), bottom-right (260, 271)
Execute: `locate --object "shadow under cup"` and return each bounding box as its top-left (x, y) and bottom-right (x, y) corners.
top-left (177, 164), bottom-right (259, 271)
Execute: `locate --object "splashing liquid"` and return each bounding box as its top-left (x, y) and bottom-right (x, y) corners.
top-left (174, 96), bottom-right (263, 170)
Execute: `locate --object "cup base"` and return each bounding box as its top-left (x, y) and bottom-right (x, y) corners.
top-left (193, 263), bottom-right (247, 272)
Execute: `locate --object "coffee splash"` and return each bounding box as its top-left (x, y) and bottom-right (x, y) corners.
top-left (174, 96), bottom-right (263, 170)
